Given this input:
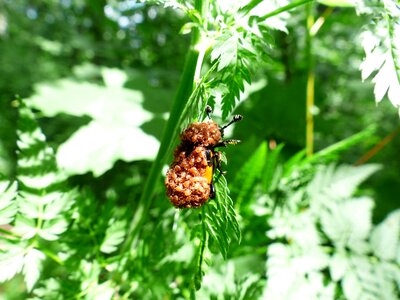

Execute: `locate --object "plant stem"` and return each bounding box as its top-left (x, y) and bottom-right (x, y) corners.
top-left (305, 2), bottom-right (315, 157)
top-left (310, 7), bottom-right (334, 36)
top-left (354, 126), bottom-right (400, 166)
top-left (258, 0), bottom-right (314, 21)
top-left (122, 0), bottom-right (208, 256)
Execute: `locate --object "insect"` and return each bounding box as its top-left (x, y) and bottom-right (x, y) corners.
top-left (165, 106), bottom-right (243, 208)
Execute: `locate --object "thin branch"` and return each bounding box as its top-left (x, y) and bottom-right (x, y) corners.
top-left (258, 0), bottom-right (315, 22)
top-left (354, 127), bottom-right (400, 166)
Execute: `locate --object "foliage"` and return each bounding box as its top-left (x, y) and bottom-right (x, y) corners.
top-left (263, 163), bottom-right (400, 300)
top-left (1, 0), bottom-right (400, 299)
top-left (356, 0), bottom-right (400, 112)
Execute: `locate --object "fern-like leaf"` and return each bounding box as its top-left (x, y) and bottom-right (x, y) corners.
top-left (0, 181), bottom-right (18, 225)
top-left (307, 164), bottom-right (381, 201)
top-left (371, 209), bottom-right (400, 261)
top-left (23, 248), bottom-right (45, 291)
top-left (16, 102), bottom-right (74, 242)
top-left (203, 175), bottom-right (241, 259)
top-left (100, 219), bottom-right (127, 254)
top-left (0, 101), bottom-right (76, 291)
top-left (232, 141), bottom-right (268, 208)
top-left (358, 0), bottom-right (400, 111)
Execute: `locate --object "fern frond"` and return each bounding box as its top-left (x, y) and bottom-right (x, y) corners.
top-left (0, 181), bottom-right (18, 225)
top-left (265, 162), bottom-right (399, 300)
top-left (358, 1), bottom-right (400, 111)
top-left (0, 101), bottom-right (76, 291)
top-left (100, 219), bottom-right (127, 254)
top-left (202, 175), bottom-right (241, 259)
top-left (371, 209), bottom-right (400, 261)
top-left (307, 164), bottom-right (381, 200)
top-left (232, 142), bottom-right (268, 208)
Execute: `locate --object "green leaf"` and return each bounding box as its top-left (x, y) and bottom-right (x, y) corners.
top-left (158, 243), bottom-right (194, 265)
top-left (341, 255), bottom-right (398, 300)
top-left (14, 215), bottom-right (37, 240)
top-left (100, 219), bottom-right (127, 254)
top-left (319, 197), bottom-right (374, 253)
top-left (23, 248), bottom-right (45, 291)
top-left (39, 218), bottom-right (69, 241)
top-left (202, 175), bottom-right (241, 259)
top-left (329, 251), bottom-right (349, 282)
top-left (15, 102), bottom-right (75, 243)
top-left (28, 78), bottom-right (160, 176)
top-left (371, 209), bottom-right (400, 261)
top-left (232, 141), bottom-right (268, 207)
top-left (0, 246), bottom-right (24, 283)
top-left (263, 144), bottom-right (284, 192)
top-left (263, 243), bottom-right (333, 300)
top-left (358, 5), bottom-right (400, 112)
top-left (0, 181), bottom-right (18, 225)
top-left (87, 281), bottom-right (114, 300)
top-left (307, 164), bottom-right (381, 200)
top-left (211, 33), bottom-right (239, 71)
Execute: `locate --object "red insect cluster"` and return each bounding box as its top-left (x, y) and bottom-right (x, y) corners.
top-left (165, 121), bottom-right (221, 208)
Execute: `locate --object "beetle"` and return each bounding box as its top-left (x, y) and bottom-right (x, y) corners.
top-left (165, 106), bottom-right (242, 208)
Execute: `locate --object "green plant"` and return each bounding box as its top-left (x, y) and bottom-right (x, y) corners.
top-left (1, 0), bottom-right (400, 299)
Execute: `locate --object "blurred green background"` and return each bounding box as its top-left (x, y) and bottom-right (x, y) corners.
top-left (1, 0), bottom-right (398, 218)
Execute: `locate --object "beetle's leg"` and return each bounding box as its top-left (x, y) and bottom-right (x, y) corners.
top-left (214, 139), bottom-right (241, 148)
top-left (205, 149), bottom-right (213, 166)
top-left (214, 151), bottom-right (225, 176)
top-left (209, 183), bottom-right (216, 199)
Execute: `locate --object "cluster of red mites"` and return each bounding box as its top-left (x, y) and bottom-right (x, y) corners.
top-left (165, 121), bottom-right (221, 208)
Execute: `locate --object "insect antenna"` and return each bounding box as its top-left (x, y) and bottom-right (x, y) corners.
top-left (221, 114), bottom-right (243, 131)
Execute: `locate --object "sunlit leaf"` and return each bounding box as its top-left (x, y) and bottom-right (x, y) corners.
top-left (0, 181), bottom-right (17, 225)
top-left (0, 246), bottom-right (24, 282)
top-left (371, 209), bottom-right (400, 261)
top-left (100, 219), bottom-right (127, 254)
top-left (28, 79), bottom-right (160, 176)
top-left (23, 248), bottom-right (45, 291)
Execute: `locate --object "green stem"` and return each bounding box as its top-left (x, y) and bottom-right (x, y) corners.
top-left (122, 0), bottom-right (208, 257)
top-left (305, 2), bottom-right (315, 157)
top-left (258, 0), bottom-right (314, 21)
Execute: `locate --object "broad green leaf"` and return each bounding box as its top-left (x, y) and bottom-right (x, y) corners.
top-left (28, 79), bottom-right (160, 176)
top-left (371, 209), bottom-right (400, 261)
top-left (56, 120), bottom-right (159, 176)
top-left (0, 181), bottom-right (17, 225)
top-left (100, 219), bottom-right (127, 254)
top-left (23, 248), bottom-right (45, 291)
